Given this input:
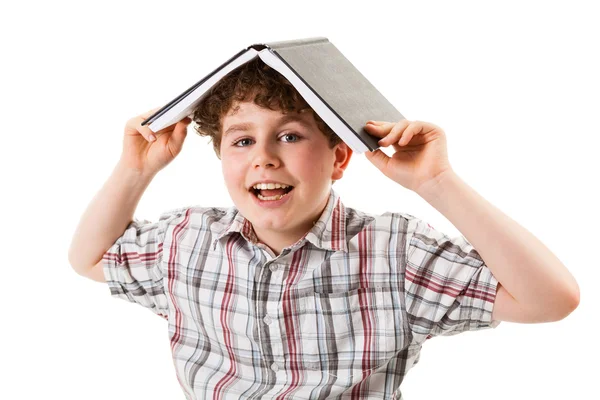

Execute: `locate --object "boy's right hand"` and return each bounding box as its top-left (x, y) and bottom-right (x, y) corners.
top-left (119, 108), bottom-right (192, 178)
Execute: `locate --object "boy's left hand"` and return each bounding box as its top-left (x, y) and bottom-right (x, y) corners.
top-left (364, 119), bottom-right (453, 194)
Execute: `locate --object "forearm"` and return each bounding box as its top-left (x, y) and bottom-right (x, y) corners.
top-left (417, 170), bottom-right (580, 317)
top-left (68, 161), bottom-right (155, 273)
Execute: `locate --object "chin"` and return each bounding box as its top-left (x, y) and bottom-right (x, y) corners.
top-left (251, 214), bottom-right (292, 232)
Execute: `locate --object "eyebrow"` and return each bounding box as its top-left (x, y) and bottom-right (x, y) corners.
top-left (223, 114), bottom-right (312, 137)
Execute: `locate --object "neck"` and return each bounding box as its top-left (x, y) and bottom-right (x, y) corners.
top-left (253, 195), bottom-right (330, 256)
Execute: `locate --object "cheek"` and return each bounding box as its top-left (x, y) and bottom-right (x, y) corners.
top-left (221, 157), bottom-right (244, 189)
top-left (294, 150), bottom-right (332, 180)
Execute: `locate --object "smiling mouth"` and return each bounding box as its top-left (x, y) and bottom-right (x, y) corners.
top-left (250, 186), bottom-right (294, 201)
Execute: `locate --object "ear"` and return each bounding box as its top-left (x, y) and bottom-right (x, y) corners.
top-left (331, 142), bottom-right (353, 180)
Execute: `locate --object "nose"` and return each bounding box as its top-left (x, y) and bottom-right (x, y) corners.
top-left (251, 141), bottom-right (281, 169)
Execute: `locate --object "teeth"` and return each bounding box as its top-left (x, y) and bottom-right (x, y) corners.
top-left (257, 193), bottom-right (285, 201)
top-left (252, 183), bottom-right (290, 190)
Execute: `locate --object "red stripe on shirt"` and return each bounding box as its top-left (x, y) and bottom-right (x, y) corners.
top-left (213, 235), bottom-right (240, 399)
top-left (464, 284), bottom-right (497, 303)
top-left (277, 250), bottom-right (304, 399)
top-left (352, 227), bottom-right (375, 398)
top-left (406, 261), bottom-right (496, 303)
top-left (332, 198), bottom-right (340, 249)
top-left (167, 209), bottom-right (193, 397)
top-left (103, 242), bottom-right (163, 265)
top-left (405, 266), bottom-right (463, 297)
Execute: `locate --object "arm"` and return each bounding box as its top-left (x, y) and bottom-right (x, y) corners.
top-left (68, 109), bottom-right (191, 280)
top-left (68, 162), bottom-right (154, 277)
top-left (364, 119), bottom-right (580, 324)
top-left (417, 170), bottom-right (580, 323)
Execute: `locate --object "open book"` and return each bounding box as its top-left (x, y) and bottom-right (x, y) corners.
top-left (141, 37), bottom-right (405, 153)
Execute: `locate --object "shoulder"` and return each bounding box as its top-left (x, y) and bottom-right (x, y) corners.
top-left (345, 205), bottom-right (420, 233)
top-left (343, 205), bottom-right (457, 260)
top-left (343, 204), bottom-right (422, 248)
top-left (378, 210), bottom-right (443, 241)
top-left (158, 204), bottom-right (237, 235)
top-left (159, 204), bottom-right (233, 220)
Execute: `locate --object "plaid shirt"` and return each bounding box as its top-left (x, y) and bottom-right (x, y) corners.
top-left (103, 189), bottom-right (500, 399)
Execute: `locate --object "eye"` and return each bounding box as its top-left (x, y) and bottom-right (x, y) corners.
top-left (280, 133), bottom-right (301, 143)
top-left (233, 138), bottom-right (254, 147)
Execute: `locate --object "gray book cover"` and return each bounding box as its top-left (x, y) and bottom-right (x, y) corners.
top-left (266, 37), bottom-right (404, 151)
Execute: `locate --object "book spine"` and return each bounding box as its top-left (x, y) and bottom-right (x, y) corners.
top-left (265, 37), bottom-right (329, 50)
top-left (258, 49), bottom-right (368, 153)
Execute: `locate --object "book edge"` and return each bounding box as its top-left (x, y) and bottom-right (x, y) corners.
top-left (258, 48), bottom-right (370, 153)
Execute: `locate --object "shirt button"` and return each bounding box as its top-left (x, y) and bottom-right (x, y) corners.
top-left (269, 263), bottom-right (279, 272)
top-left (263, 315), bottom-right (273, 325)
top-left (271, 362), bottom-right (279, 372)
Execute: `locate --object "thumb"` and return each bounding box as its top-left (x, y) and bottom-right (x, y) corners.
top-left (364, 149), bottom-right (390, 173)
top-left (168, 117), bottom-right (191, 156)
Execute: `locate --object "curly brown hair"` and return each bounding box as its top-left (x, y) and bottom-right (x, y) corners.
top-left (191, 57), bottom-right (341, 158)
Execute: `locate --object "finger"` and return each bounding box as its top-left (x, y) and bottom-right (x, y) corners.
top-left (364, 148), bottom-right (391, 173)
top-left (364, 121), bottom-right (396, 138)
top-left (400, 121), bottom-right (432, 145)
top-left (398, 129), bottom-right (414, 146)
top-left (378, 119), bottom-right (411, 146)
top-left (125, 116), bottom-right (158, 143)
top-left (167, 118), bottom-right (191, 155)
top-left (366, 120), bottom-right (389, 126)
top-left (138, 107), bottom-right (164, 141)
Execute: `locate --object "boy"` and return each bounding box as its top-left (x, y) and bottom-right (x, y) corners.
top-left (68, 58), bottom-right (580, 399)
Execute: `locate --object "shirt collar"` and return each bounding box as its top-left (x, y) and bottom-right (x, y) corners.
top-left (212, 189), bottom-right (373, 253)
top-left (303, 189), bottom-right (348, 252)
top-left (212, 207), bottom-right (257, 250)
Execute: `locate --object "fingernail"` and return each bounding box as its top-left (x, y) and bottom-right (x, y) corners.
top-left (149, 134), bottom-right (156, 142)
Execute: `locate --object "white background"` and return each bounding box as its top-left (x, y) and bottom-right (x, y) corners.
top-left (1, 0), bottom-right (598, 398)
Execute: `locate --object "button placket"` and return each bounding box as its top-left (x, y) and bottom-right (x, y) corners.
top-left (266, 303), bottom-right (284, 360)
top-left (270, 362), bottom-right (280, 372)
top-left (255, 258), bottom-right (269, 350)
top-left (262, 260), bottom-right (286, 372)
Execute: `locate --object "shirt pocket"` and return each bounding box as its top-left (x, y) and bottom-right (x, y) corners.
top-left (298, 285), bottom-right (400, 382)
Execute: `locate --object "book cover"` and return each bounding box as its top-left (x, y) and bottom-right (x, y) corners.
top-left (142, 37), bottom-right (404, 153)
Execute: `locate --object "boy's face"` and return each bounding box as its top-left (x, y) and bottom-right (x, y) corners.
top-left (219, 101), bottom-right (352, 250)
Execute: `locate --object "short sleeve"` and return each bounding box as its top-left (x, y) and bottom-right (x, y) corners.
top-left (403, 216), bottom-right (501, 345)
top-left (102, 209), bottom-right (187, 319)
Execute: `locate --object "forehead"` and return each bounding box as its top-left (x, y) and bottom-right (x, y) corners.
top-left (222, 101), bottom-right (316, 137)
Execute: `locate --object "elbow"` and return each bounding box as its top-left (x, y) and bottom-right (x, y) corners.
top-left (68, 251), bottom-right (80, 274)
top-left (551, 286), bottom-right (580, 322)
top-left (67, 249), bottom-right (90, 276)
top-left (529, 284), bottom-right (580, 323)
top-left (563, 275), bottom-right (581, 316)
top-left (549, 271), bottom-right (581, 321)
top-left (68, 250), bottom-right (82, 275)
top-left (561, 285), bottom-right (580, 319)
